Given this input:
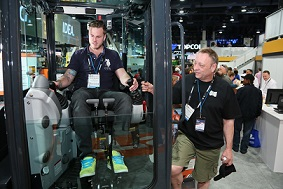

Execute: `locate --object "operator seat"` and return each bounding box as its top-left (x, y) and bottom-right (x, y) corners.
top-left (67, 76), bottom-right (144, 149)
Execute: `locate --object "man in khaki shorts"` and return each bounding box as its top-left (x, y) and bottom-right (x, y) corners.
top-left (171, 48), bottom-right (241, 189)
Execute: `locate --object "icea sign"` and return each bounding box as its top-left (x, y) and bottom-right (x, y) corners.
top-left (62, 22), bottom-right (75, 36)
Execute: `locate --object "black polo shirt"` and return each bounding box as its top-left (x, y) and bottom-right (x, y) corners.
top-left (173, 73), bottom-right (241, 150)
top-left (68, 46), bottom-right (123, 91)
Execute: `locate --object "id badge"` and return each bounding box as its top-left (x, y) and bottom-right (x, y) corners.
top-left (185, 104), bottom-right (195, 121)
top-left (88, 74), bottom-right (100, 88)
top-left (195, 117), bottom-right (206, 132)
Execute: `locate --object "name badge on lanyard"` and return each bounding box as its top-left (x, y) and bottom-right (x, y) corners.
top-left (87, 53), bottom-right (103, 88)
top-left (195, 117), bottom-right (206, 132)
top-left (88, 74), bottom-right (100, 88)
top-left (186, 78), bottom-right (214, 132)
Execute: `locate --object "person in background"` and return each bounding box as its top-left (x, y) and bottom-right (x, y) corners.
top-left (255, 68), bottom-right (262, 87)
top-left (228, 71), bottom-right (241, 92)
top-left (173, 66), bottom-right (182, 79)
top-left (233, 69), bottom-right (241, 81)
top-left (216, 65), bottom-right (232, 85)
top-left (240, 70), bottom-right (246, 81)
top-left (260, 70), bottom-right (277, 100)
top-left (134, 68), bottom-right (144, 86)
top-left (233, 74), bottom-right (262, 154)
top-left (141, 72), bottom-right (180, 94)
top-left (185, 66), bottom-right (194, 74)
top-left (171, 48), bottom-right (241, 189)
top-left (54, 20), bottom-right (138, 178)
top-left (172, 75), bottom-right (180, 86)
top-left (219, 64), bottom-right (228, 76)
top-left (246, 69), bottom-right (259, 88)
top-left (127, 67), bottom-right (133, 78)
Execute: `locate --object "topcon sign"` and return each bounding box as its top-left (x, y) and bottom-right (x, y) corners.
top-left (173, 44), bottom-right (201, 50)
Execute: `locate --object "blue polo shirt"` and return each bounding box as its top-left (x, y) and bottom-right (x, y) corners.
top-left (68, 46), bottom-right (123, 91)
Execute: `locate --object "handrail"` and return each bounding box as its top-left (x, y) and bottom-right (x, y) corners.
top-left (171, 22), bottom-right (185, 123)
top-left (232, 47), bottom-right (257, 68)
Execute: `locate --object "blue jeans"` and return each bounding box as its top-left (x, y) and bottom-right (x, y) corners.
top-left (71, 88), bottom-right (132, 158)
top-left (233, 117), bottom-right (255, 153)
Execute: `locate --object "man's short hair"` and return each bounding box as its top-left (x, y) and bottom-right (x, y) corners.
top-left (263, 70), bottom-right (270, 75)
top-left (198, 48), bottom-right (219, 65)
top-left (88, 20), bottom-right (107, 34)
top-left (246, 69), bottom-right (253, 74)
top-left (221, 64), bottom-right (228, 72)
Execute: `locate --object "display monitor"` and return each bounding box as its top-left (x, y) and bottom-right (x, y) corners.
top-left (265, 89), bottom-right (283, 104)
top-left (274, 95), bottom-right (283, 113)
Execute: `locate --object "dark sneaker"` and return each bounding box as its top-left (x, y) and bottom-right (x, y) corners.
top-left (232, 147), bottom-right (239, 152)
top-left (130, 125), bottom-right (140, 148)
top-left (131, 131), bottom-right (140, 148)
top-left (79, 156), bottom-right (96, 178)
top-left (107, 150), bottom-right (128, 173)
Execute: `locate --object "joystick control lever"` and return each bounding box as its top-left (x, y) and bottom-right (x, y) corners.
top-left (127, 78), bottom-right (143, 105)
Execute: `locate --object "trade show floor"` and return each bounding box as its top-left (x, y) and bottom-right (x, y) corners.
top-left (50, 121), bottom-right (283, 189)
top-left (184, 147), bottom-right (283, 189)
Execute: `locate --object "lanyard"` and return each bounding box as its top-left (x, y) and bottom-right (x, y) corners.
top-left (197, 79), bottom-right (213, 117)
top-left (87, 54), bottom-right (104, 74)
top-left (187, 78), bottom-right (214, 117)
top-left (263, 78), bottom-right (271, 91)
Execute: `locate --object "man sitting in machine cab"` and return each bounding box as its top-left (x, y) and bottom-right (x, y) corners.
top-left (53, 20), bottom-right (139, 179)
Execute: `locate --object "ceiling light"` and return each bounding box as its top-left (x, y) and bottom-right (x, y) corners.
top-left (179, 17), bottom-right (183, 22)
top-left (256, 30), bottom-right (260, 34)
top-left (222, 23), bottom-right (226, 28)
top-left (241, 6), bottom-right (247, 12)
top-left (180, 0), bottom-right (185, 1)
top-left (179, 10), bottom-right (184, 14)
top-left (230, 16), bottom-right (234, 22)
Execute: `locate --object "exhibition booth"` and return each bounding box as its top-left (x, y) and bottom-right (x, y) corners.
top-left (257, 105), bottom-right (283, 173)
top-left (257, 8), bottom-right (283, 173)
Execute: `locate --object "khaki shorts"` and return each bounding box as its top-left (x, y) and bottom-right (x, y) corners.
top-left (172, 132), bottom-right (220, 182)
